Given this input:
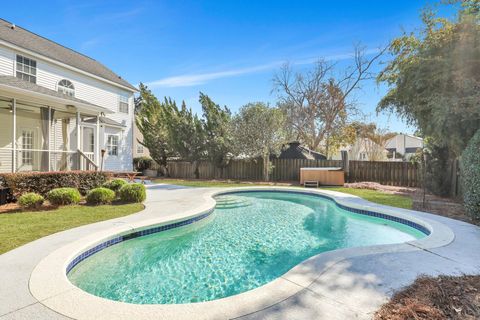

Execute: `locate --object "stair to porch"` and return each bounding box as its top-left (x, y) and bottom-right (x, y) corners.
top-left (77, 149), bottom-right (98, 171)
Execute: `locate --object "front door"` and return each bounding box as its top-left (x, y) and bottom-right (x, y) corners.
top-left (16, 128), bottom-right (39, 171)
top-left (80, 126), bottom-right (96, 166)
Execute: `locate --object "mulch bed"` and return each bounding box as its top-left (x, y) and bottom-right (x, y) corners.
top-left (375, 275), bottom-right (480, 320)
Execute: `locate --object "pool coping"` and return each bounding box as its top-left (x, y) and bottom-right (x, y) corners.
top-left (28, 186), bottom-right (455, 320)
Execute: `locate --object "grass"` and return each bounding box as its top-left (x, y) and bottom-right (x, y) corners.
top-left (154, 179), bottom-right (413, 209)
top-left (0, 203), bottom-right (144, 254)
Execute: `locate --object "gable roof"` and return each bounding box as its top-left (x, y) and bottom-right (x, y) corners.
top-left (277, 142), bottom-right (327, 160)
top-left (0, 19), bottom-right (136, 91)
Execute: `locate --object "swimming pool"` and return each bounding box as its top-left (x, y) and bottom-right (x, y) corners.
top-left (67, 191), bottom-right (426, 304)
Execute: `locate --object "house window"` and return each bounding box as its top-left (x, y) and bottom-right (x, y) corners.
top-left (16, 55), bottom-right (37, 83)
top-left (136, 144), bottom-right (144, 154)
top-left (119, 96), bottom-right (129, 114)
top-left (106, 134), bottom-right (119, 156)
top-left (21, 130), bottom-right (34, 165)
top-left (58, 79), bottom-right (75, 97)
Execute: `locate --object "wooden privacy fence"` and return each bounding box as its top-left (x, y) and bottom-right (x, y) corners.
top-left (348, 160), bottom-right (420, 187)
top-left (166, 159), bottom-right (421, 187)
top-left (168, 159), bottom-right (343, 181)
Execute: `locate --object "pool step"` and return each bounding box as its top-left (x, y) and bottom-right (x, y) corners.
top-left (215, 196), bottom-right (251, 209)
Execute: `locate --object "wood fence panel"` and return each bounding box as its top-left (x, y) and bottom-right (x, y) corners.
top-left (166, 159), bottom-right (419, 187)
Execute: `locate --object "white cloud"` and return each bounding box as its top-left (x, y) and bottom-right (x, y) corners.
top-left (146, 48), bottom-right (382, 88)
top-left (146, 62), bottom-right (280, 88)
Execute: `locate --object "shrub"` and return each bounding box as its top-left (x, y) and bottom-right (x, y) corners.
top-left (86, 187), bottom-right (116, 205)
top-left (103, 179), bottom-right (127, 194)
top-left (0, 171), bottom-right (108, 199)
top-left (119, 183), bottom-right (146, 203)
top-left (461, 129), bottom-right (480, 220)
top-left (133, 156), bottom-right (155, 171)
top-left (18, 193), bottom-right (44, 209)
top-left (47, 188), bottom-right (81, 206)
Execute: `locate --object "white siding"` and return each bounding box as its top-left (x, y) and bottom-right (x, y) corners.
top-left (0, 45), bottom-right (14, 76)
top-left (0, 44), bottom-right (134, 171)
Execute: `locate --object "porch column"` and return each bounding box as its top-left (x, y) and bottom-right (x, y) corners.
top-left (96, 115), bottom-right (100, 166)
top-left (76, 112), bottom-right (81, 170)
top-left (12, 98), bottom-right (16, 173)
top-left (47, 106), bottom-right (51, 171)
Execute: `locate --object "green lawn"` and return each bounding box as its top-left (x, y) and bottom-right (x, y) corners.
top-left (0, 203), bottom-right (144, 254)
top-left (155, 179), bottom-right (412, 210)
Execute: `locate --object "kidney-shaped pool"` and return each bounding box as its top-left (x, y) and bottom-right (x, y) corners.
top-left (67, 191), bottom-right (427, 304)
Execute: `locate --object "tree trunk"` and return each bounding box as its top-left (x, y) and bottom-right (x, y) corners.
top-left (192, 160), bottom-right (200, 179)
top-left (263, 155), bottom-right (269, 182)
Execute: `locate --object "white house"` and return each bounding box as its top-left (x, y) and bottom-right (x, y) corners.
top-left (0, 19), bottom-right (137, 173)
top-left (385, 134), bottom-right (424, 161)
top-left (331, 138), bottom-right (388, 161)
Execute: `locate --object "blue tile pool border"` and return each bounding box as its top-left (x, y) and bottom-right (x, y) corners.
top-left (67, 189), bottom-right (430, 275)
top-left (66, 210), bottom-right (212, 274)
top-left (220, 190), bottom-right (431, 236)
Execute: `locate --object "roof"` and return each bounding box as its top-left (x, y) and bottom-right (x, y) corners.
top-left (0, 19), bottom-right (136, 91)
top-left (0, 75), bottom-right (110, 113)
top-left (84, 116), bottom-right (126, 128)
top-left (277, 142), bottom-right (327, 160)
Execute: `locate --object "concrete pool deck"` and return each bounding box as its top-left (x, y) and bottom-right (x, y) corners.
top-left (0, 184), bottom-right (479, 319)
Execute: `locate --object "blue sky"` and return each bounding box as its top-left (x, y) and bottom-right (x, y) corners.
top-left (3, 1), bottom-right (430, 133)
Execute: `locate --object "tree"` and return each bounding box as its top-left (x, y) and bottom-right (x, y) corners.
top-left (232, 103), bottom-right (286, 181)
top-left (377, 1), bottom-right (480, 157)
top-left (461, 128), bottom-right (480, 220)
top-left (199, 93), bottom-right (234, 169)
top-left (135, 84), bottom-right (172, 176)
top-left (273, 44), bottom-right (385, 156)
top-left (165, 101), bottom-right (206, 179)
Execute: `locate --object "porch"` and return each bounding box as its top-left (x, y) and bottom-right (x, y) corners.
top-left (0, 76), bottom-right (111, 173)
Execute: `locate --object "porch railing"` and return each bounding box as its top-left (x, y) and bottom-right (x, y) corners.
top-left (77, 150), bottom-right (98, 171)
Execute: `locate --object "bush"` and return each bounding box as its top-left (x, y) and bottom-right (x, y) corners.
top-left (461, 129), bottom-right (480, 220)
top-left (18, 193), bottom-right (44, 209)
top-left (119, 183), bottom-right (146, 203)
top-left (86, 187), bottom-right (116, 205)
top-left (133, 156), bottom-right (155, 171)
top-left (0, 171), bottom-right (108, 199)
top-left (103, 179), bottom-right (127, 194)
top-left (47, 188), bottom-right (81, 206)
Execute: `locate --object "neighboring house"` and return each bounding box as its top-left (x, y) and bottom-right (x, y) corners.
top-left (0, 19), bottom-right (137, 173)
top-left (133, 122), bottom-right (150, 158)
top-left (275, 141), bottom-right (326, 160)
top-left (385, 134), bottom-right (423, 161)
top-left (331, 138), bottom-right (388, 161)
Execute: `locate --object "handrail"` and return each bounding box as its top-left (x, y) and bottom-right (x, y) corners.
top-left (77, 149), bottom-right (98, 171)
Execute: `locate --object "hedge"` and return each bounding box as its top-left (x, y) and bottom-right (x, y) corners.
top-left (103, 179), bottom-right (127, 194)
top-left (47, 188), bottom-right (81, 205)
top-left (0, 171), bottom-right (108, 199)
top-left (461, 129), bottom-right (480, 220)
top-left (119, 183), bottom-right (146, 203)
top-left (133, 156), bottom-right (156, 171)
top-left (86, 187), bottom-right (116, 205)
top-left (18, 193), bottom-right (44, 209)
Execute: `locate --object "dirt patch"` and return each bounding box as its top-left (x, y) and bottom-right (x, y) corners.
top-left (344, 182), bottom-right (417, 195)
top-left (345, 182), bottom-right (478, 226)
top-left (375, 275), bottom-right (480, 320)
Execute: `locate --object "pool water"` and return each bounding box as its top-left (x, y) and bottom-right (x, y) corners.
top-left (68, 191), bottom-right (425, 304)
